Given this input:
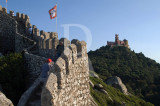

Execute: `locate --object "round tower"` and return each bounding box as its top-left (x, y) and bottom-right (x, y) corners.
top-left (115, 34), bottom-right (120, 45)
top-left (123, 39), bottom-right (129, 48)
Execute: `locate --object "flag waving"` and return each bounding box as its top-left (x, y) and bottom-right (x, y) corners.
top-left (49, 5), bottom-right (57, 19)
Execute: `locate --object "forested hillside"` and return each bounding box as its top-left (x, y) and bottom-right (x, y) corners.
top-left (88, 46), bottom-right (160, 106)
top-left (90, 77), bottom-right (153, 106)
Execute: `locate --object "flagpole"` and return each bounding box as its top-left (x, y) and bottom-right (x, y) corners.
top-left (56, 3), bottom-right (57, 33)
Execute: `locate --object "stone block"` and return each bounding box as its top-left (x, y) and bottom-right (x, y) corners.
top-left (59, 38), bottom-right (70, 47)
top-left (2, 8), bottom-right (7, 13)
top-left (69, 44), bottom-right (77, 63)
top-left (0, 5), bottom-right (2, 11)
top-left (32, 25), bottom-right (36, 29)
top-left (44, 32), bottom-right (50, 39)
top-left (50, 32), bottom-right (57, 39)
top-left (21, 13), bottom-right (25, 19)
top-left (27, 23), bottom-right (32, 28)
top-left (52, 38), bottom-right (59, 49)
top-left (16, 12), bottom-right (21, 18)
top-left (42, 39), bottom-right (47, 49)
top-left (25, 14), bottom-right (29, 20)
top-left (46, 39), bottom-right (52, 49)
top-left (9, 10), bottom-right (14, 16)
top-left (33, 28), bottom-right (38, 35)
top-left (40, 30), bottom-right (45, 36)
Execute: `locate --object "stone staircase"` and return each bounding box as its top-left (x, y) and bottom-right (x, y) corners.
top-left (17, 20), bottom-right (28, 36)
top-left (16, 19), bottom-right (40, 55)
top-left (26, 82), bottom-right (43, 106)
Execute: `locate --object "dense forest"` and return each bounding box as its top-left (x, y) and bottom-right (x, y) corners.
top-left (88, 46), bottom-right (160, 106)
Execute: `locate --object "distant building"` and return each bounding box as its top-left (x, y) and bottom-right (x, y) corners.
top-left (107, 34), bottom-right (129, 48)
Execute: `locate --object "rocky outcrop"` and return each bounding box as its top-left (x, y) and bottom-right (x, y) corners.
top-left (106, 76), bottom-right (129, 95)
top-left (0, 91), bottom-right (14, 106)
top-left (89, 80), bottom-right (94, 88)
top-left (89, 70), bottom-right (99, 78)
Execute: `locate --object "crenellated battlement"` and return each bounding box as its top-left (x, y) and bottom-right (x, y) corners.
top-left (71, 39), bottom-right (87, 57)
top-left (0, 6), bottom-right (7, 13)
top-left (41, 39), bottom-right (90, 105)
top-left (18, 38), bottom-right (91, 106)
top-left (37, 30), bottom-right (59, 58)
top-left (0, 5), bottom-right (2, 11)
top-left (16, 12), bottom-right (29, 21)
top-left (0, 5), bottom-right (30, 34)
top-left (0, 6), bottom-right (30, 23)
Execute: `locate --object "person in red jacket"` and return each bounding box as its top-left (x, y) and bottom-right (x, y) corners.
top-left (40, 59), bottom-right (53, 84)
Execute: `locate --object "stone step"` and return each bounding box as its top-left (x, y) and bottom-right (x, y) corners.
top-left (30, 50), bottom-right (39, 54)
top-left (29, 100), bottom-right (41, 106)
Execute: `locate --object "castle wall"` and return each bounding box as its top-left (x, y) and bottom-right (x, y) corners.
top-left (38, 31), bottom-right (59, 59)
top-left (41, 40), bottom-right (92, 106)
top-left (13, 12), bottom-right (38, 53)
top-left (1, 5), bottom-right (96, 105)
top-left (24, 52), bottom-right (47, 87)
top-left (0, 5), bottom-right (37, 53)
top-left (0, 6), bottom-right (16, 54)
top-left (15, 33), bottom-right (36, 52)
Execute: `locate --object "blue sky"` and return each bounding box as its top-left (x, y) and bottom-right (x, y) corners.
top-left (0, 0), bottom-right (160, 63)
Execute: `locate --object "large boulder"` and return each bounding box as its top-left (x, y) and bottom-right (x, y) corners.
top-left (0, 91), bottom-right (14, 106)
top-left (106, 76), bottom-right (128, 95)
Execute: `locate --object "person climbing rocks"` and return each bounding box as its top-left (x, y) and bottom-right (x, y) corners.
top-left (40, 58), bottom-right (53, 84)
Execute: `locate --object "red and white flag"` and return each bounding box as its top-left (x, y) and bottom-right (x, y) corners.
top-left (49, 5), bottom-right (57, 19)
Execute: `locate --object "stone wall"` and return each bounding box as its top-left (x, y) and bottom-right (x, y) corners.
top-left (18, 39), bottom-right (95, 106)
top-left (38, 31), bottom-right (58, 59)
top-left (0, 5), bottom-right (58, 56)
top-left (15, 33), bottom-right (33, 52)
top-left (41, 40), bottom-right (92, 106)
top-left (0, 6), bottom-right (16, 54)
top-left (0, 5), bottom-right (36, 54)
top-left (24, 52), bottom-right (47, 87)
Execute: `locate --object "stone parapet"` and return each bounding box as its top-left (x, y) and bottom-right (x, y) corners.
top-left (41, 39), bottom-right (91, 105)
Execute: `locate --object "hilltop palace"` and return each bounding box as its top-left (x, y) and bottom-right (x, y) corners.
top-left (107, 34), bottom-right (130, 48)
